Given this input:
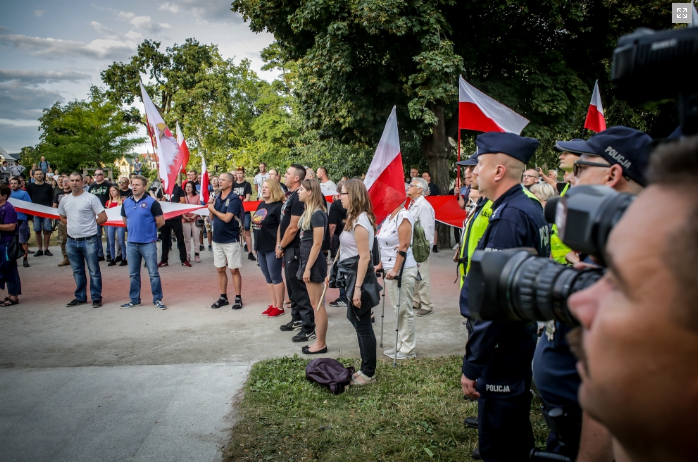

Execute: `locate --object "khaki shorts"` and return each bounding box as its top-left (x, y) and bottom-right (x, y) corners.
top-left (212, 241), bottom-right (242, 269)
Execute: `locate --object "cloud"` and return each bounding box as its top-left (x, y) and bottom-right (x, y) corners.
top-left (90, 21), bottom-right (122, 40)
top-left (0, 80), bottom-right (64, 120)
top-left (157, 0), bottom-right (243, 24)
top-left (130, 16), bottom-right (171, 34)
top-left (34, 10), bottom-right (45, 17)
top-left (0, 122), bottom-right (42, 153)
top-left (117, 11), bottom-right (136, 20)
top-left (0, 69), bottom-right (91, 85)
top-left (0, 32), bottom-right (136, 60)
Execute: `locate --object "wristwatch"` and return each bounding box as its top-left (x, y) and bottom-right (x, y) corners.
top-left (277, 244), bottom-right (284, 251)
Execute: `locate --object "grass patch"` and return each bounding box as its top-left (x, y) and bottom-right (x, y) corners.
top-left (223, 356), bottom-right (549, 461)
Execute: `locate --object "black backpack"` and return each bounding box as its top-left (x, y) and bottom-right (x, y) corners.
top-left (305, 358), bottom-right (355, 395)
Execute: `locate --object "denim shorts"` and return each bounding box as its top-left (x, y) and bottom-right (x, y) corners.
top-left (33, 216), bottom-right (53, 232)
top-left (17, 220), bottom-right (30, 244)
top-left (244, 213), bottom-right (251, 231)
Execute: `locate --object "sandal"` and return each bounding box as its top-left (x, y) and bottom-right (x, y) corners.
top-left (210, 298), bottom-right (229, 309)
top-left (1, 297), bottom-right (19, 307)
top-left (350, 371), bottom-right (376, 386)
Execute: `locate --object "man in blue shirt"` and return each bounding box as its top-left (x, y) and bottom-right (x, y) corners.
top-left (208, 172), bottom-right (244, 310)
top-left (9, 176), bottom-right (31, 267)
top-left (460, 132), bottom-right (550, 461)
top-left (120, 175), bottom-right (167, 310)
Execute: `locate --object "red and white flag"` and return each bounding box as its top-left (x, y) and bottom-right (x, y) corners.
top-left (584, 80), bottom-right (606, 133)
top-left (459, 76), bottom-right (529, 134)
top-left (200, 156), bottom-right (210, 204)
top-left (140, 82), bottom-right (181, 195)
top-left (175, 122), bottom-right (190, 174)
top-left (364, 106), bottom-right (406, 224)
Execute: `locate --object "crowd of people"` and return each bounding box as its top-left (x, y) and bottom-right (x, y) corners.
top-left (2, 126), bottom-right (696, 461)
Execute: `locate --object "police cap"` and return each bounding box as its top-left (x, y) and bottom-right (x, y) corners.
top-left (554, 138), bottom-right (595, 156)
top-left (585, 126), bottom-right (653, 187)
top-left (456, 151), bottom-right (478, 166)
top-left (475, 132), bottom-right (540, 164)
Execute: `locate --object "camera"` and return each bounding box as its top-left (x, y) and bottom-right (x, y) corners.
top-left (468, 186), bottom-right (633, 325)
top-left (611, 26), bottom-right (698, 135)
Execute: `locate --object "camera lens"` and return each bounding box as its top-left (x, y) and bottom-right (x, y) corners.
top-left (468, 249), bottom-right (604, 325)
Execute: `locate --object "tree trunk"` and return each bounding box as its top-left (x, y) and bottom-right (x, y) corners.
top-left (422, 101), bottom-right (453, 249)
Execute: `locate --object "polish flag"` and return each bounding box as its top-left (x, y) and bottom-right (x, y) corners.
top-left (459, 76), bottom-right (529, 134)
top-left (140, 82), bottom-right (181, 195)
top-left (200, 156), bottom-right (210, 204)
top-left (584, 80), bottom-right (606, 133)
top-left (364, 106), bottom-right (406, 224)
top-left (175, 122), bottom-right (191, 174)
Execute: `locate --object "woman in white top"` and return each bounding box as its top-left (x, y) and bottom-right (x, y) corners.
top-left (338, 179), bottom-right (377, 385)
top-left (376, 202), bottom-right (418, 359)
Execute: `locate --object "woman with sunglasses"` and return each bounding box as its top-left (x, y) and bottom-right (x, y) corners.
top-left (296, 179), bottom-right (328, 354)
top-left (105, 185), bottom-right (127, 267)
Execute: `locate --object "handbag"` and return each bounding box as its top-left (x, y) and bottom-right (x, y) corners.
top-left (0, 206), bottom-right (23, 262)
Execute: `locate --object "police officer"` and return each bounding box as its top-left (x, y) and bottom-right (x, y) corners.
top-left (455, 152), bottom-right (492, 289)
top-left (460, 132), bottom-right (550, 461)
top-left (541, 139), bottom-right (595, 264)
top-left (533, 127), bottom-right (652, 461)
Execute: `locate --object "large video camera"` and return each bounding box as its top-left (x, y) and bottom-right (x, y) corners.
top-left (611, 26), bottom-right (698, 135)
top-left (468, 186), bottom-right (633, 326)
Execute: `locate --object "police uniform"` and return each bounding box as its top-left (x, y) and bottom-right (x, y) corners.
top-left (532, 127), bottom-right (653, 460)
top-left (460, 132), bottom-right (550, 462)
top-left (550, 183), bottom-right (572, 264)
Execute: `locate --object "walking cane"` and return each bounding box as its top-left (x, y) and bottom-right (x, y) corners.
top-left (378, 269), bottom-right (386, 347)
top-left (393, 257), bottom-right (406, 367)
top-left (319, 250), bottom-right (341, 311)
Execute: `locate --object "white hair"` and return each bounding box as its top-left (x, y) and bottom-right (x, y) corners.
top-left (412, 177), bottom-right (428, 195)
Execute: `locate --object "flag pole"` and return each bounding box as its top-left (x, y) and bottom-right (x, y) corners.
top-left (457, 129), bottom-right (461, 185)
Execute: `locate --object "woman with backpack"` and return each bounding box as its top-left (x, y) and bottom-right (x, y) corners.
top-left (376, 201), bottom-right (418, 359)
top-left (331, 179), bottom-right (380, 385)
top-left (297, 179), bottom-right (329, 354)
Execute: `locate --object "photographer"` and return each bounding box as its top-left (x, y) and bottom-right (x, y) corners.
top-left (533, 126), bottom-right (652, 461)
top-left (460, 132), bottom-right (550, 461)
top-left (567, 134), bottom-right (698, 461)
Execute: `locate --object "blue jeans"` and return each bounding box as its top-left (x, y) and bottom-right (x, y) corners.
top-left (66, 235), bottom-right (102, 302)
top-left (127, 242), bottom-right (163, 304)
top-left (96, 225), bottom-right (105, 258)
top-left (258, 250), bottom-right (283, 284)
top-left (107, 226), bottom-right (126, 261)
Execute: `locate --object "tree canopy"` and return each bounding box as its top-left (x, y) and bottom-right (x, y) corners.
top-left (31, 86), bottom-right (144, 173)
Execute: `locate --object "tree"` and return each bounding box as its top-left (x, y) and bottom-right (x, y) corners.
top-left (102, 39), bottom-right (265, 173)
top-left (32, 86), bottom-right (145, 173)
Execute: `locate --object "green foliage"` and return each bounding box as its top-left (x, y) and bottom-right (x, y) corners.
top-left (32, 86), bottom-right (145, 173)
top-left (223, 356), bottom-right (549, 461)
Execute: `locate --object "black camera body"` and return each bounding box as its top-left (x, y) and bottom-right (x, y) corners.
top-left (612, 26), bottom-right (698, 135)
top-left (468, 186), bottom-right (632, 325)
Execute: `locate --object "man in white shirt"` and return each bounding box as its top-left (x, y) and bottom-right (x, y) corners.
top-left (407, 177), bottom-right (435, 317)
top-left (57, 172), bottom-right (107, 308)
top-left (253, 163), bottom-right (269, 200)
top-left (317, 167), bottom-right (337, 192)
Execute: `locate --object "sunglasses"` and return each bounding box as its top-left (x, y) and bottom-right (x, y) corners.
top-left (572, 160), bottom-right (611, 177)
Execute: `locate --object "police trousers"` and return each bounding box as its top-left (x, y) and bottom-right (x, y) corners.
top-left (478, 392), bottom-right (534, 462)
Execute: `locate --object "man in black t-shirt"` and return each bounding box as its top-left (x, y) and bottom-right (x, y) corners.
top-left (118, 177), bottom-right (133, 198)
top-left (88, 168), bottom-right (112, 259)
top-left (26, 169), bottom-right (56, 256)
top-left (233, 167), bottom-right (254, 261)
top-left (276, 164), bottom-right (315, 341)
top-left (157, 182), bottom-right (188, 267)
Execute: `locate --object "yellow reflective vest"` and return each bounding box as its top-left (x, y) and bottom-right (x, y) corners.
top-left (458, 199), bottom-right (493, 288)
top-left (550, 183), bottom-right (572, 264)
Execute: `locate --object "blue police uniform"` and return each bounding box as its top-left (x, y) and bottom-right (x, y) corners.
top-left (460, 132), bottom-right (550, 462)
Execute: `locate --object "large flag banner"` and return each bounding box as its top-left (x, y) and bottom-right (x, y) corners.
top-left (140, 82), bottom-right (181, 195)
top-left (584, 80), bottom-right (606, 133)
top-left (364, 106), bottom-right (407, 224)
top-left (175, 122), bottom-right (191, 175)
top-left (200, 156), bottom-right (210, 204)
top-left (459, 76), bottom-right (529, 134)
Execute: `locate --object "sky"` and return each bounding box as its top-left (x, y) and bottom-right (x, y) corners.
top-left (0, 0), bottom-right (276, 154)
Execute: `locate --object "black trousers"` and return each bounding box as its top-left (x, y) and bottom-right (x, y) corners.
top-left (478, 392), bottom-right (534, 462)
top-left (346, 303), bottom-right (376, 377)
top-left (160, 219), bottom-right (186, 263)
top-left (284, 248), bottom-right (315, 333)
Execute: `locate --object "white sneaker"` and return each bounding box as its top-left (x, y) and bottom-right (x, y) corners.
top-left (383, 349), bottom-right (396, 357)
top-left (395, 351), bottom-right (416, 360)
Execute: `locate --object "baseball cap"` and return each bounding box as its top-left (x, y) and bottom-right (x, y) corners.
top-left (554, 138), bottom-right (596, 156)
top-left (456, 151), bottom-right (479, 166)
top-left (584, 126), bottom-right (653, 186)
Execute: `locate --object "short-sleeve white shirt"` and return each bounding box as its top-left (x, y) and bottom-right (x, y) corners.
top-left (253, 173), bottom-right (269, 199)
top-left (408, 195), bottom-right (435, 245)
top-left (377, 209), bottom-right (417, 271)
top-left (339, 212), bottom-right (374, 261)
top-left (57, 192), bottom-right (105, 238)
